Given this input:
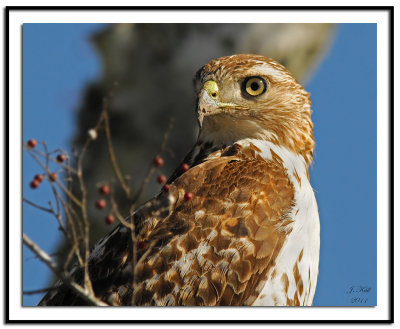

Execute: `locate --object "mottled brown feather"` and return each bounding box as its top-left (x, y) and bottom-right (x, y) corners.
top-left (105, 144), bottom-right (295, 306)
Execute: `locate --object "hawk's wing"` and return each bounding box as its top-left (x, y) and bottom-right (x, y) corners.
top-left (39, 146), bottom-right (294, 306)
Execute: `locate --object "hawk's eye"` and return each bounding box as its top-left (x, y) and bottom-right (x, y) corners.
top-left (243, 77), bottom-right (266, 96)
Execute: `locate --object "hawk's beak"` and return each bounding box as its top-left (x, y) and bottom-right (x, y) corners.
top-left (197, 80), bottom-right (220, 128)
top-left (197, 80), bottom-right (243, 128)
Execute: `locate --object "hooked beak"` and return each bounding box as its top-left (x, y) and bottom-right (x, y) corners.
top-left (197, 80), bottom-right (219, 128)
top-left (196, 80), bottom-right (240, 128)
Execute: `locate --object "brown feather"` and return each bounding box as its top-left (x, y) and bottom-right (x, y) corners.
top-left (117, 143), bottom-right (295, 306)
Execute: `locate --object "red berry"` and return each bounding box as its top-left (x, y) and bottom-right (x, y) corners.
top-left (27, 139), bottom-right (37, 148)
top-left (153, 156), bottom-right (164, 167)
top-left (30, 180), bottom-right (40, 189)
top-left (105, 214), bottom-right (115, 225)
top-left (96, 199), bottom-right (107, 210)
top-left (181, 163), bottom-right (190, 172)
top-left (99, 185), bottom-right (110, 195)
top-left (56, 154), bottom-right (66, 162)
top-left (34, 174), bottom-right (44, 183)
top-left (137, 240), bottom-right (146, 249)
top-left (162, 184), bottom-right (171, 193)
top-left (49, 173), bottom-right (58, 181)
top-left (157, 174), bottom-right (167, 184)
top-left (184, 192), bottom-right (194, 201)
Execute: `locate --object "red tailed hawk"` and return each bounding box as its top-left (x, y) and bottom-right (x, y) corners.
top-left (39, 54), bottom-right (320, 306)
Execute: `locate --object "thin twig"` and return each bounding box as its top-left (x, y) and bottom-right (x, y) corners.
top-left (63, 243), bottom-right (80, 272)
top-left (130, 168), bottom-right (155, 212)
top-left (25, 148), bottom-right (82, 208)
top-left (23, 196), bottom-right (66, 237)
top-left (109, 195), bottom-right (138, 306)
top-left (30, 147), bottom-right (78, 174)
top-left (24, 250), bottom-right (62, 262)
top-left (51, 175), bottom-right (82, 209)
top-left (42, 141), bottom-right (50, 169)
top-left (102, 102), bottom-right (131, 198)
top-left (41, 141), bottom-right (68, 234)
top-left (23, 286), bottom-right (59, 295)
top-left (70, 105), bottom-right (110, 298)
top-left (158, 117), bottom-right (175, 156)
top-left (63, 199), bottom-right (84, 243)
top-left (59, 158), bottom-right (85, 269)
top-left (23, 198), bottom-right (53, 214)
top-left (48, 183), bottom-right (67, 235)
top-left (76, 145), bottom-right (94, 297)
top-left (71, 98), bottom-right (122, 297)
top-left (109, 195), bottom-right (133, 230)
top-left (130, 117), bottom-right (175, 207)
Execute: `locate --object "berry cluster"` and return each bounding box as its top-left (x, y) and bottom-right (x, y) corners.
top-left (154, 156), bottom-right (168, 189)
top-left (30, 174), bottom-right (43, 189)
top-left (95, 184), bottom-right (115, 225)
top-left (29, 172), bottom-right (58, 189)
top-left (27, 139), bottom-right (66, 189)
top-left (27, 139), bottom-right (195, 228)
top-left (153, 157), bottom-right (194, 202)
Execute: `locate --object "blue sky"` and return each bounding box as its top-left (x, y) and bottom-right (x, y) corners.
top-left (308, 24), bottom-right (377, 306)
top-left (22, 23), bottom-right (377, 307)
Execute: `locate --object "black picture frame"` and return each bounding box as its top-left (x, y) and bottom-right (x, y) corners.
top-left (4, 5), bottom-right (394, 324)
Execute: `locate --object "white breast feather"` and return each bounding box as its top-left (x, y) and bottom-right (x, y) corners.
top-left (238, 139), bottom-right (320, 306)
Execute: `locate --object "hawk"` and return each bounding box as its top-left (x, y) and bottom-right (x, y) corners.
top-left (39, 54), bottom-right (320, 306)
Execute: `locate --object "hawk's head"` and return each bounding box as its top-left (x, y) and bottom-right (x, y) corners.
top-left (194, 54), bottom-right (314, 164)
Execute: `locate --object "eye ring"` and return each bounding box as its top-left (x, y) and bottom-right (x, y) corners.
top-left (243, 77), bottom-right (267, 97)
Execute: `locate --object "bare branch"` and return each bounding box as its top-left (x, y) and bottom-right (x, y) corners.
top-left (109, 195), bottom-right (133, 230)
top-left (130, 117), bottom-right (175, 208)
top-left (29, 146), bottom-right (78, 174)
top-left (76, 145), bottom-right (94, 296)
top-left (102, 100), bottom-right (131, 198)
top-left (25, 148), bottom-right (83, 208)
top-left (23, 233), bottom-right (108, 306)
top-left (58, 198), bottom-right (84, 268)
top-left (158, 117), bottom-right (175, 156)
top-left (23, 286), bottom-right (59, 296)
top-left (23, 198), bottom-right (53, 214)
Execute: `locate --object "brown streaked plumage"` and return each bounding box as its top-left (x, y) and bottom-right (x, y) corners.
top-left (39, 54), bottom-right (320, 306)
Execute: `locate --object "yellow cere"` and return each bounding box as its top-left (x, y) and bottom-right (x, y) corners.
top-left (203, 80), bottom-right (219, 99)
